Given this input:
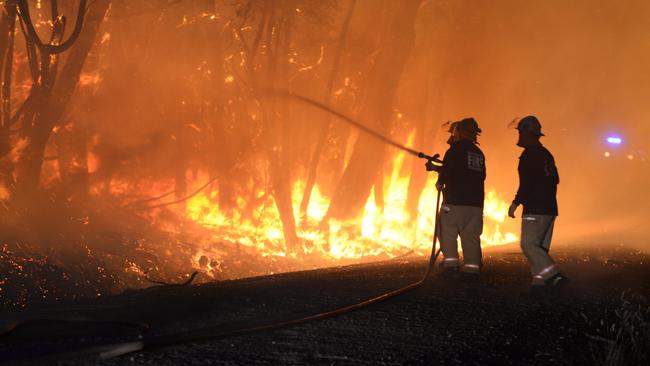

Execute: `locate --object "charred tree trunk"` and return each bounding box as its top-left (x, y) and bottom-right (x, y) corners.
top-left (239, 1), bottom-right (299, 251)
top-left (205, 14), bottom-right (236, 212)
top-left (14, 0), bottom-right (110, 199)
top-left (0, 1), bottom-right (16, 191)
top-left (264, 8), bottom-right (299, 251)
top-left (299, 0), bottom-right (356, 221)
top-left (232, 4), bottom-right (268, 220)
top-left (55, 33), bottom-right (104, 202)
top-left (325, 0), bottom-right (419, 222)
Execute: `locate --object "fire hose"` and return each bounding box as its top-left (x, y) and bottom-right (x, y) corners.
top-left (8, 91), bottom-right (446, 364)
top-left (265, 89), bottom-right (443, 164)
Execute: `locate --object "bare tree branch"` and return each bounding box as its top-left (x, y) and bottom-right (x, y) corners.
top-left (16, 0), bottom-right (87, 54)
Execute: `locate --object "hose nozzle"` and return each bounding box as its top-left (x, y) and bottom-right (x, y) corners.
top-left (418, 152), bottom-right (442, 164)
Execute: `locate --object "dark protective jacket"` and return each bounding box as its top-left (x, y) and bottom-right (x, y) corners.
top-left (438, 139), bottom-right (486, 208)
top-left (514, 144), bottom-right (559, 215)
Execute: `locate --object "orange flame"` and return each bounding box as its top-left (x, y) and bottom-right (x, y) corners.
top-left (181, 139), bottom-right (518, 264)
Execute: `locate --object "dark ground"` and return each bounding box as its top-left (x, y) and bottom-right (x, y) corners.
top-left (2, 244), bottom-right (649, 365)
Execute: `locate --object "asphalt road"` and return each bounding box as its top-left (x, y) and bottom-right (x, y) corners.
top-left (2, 244), bottom-right (649, 365)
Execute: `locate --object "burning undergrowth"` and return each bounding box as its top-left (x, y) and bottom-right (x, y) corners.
top-left (0, 156), bottom-right (519, 311)
top-left (0, 192), bottom-right (305, 310)
top-left (0, 0), bottom-right (531, 310)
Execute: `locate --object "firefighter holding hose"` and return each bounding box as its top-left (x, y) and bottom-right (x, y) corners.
top-left (508, 116), bottom-right (570, 292)
top-left (426, 118), bottom-right (486, 280)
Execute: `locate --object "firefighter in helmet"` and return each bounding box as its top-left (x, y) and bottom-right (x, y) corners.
top-left (508, 115), bottom-right (570, 291)
top-left (427, 118), bottom-right (486, 280)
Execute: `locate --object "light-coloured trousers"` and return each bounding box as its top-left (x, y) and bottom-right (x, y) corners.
top-left (439, 204), bottom-right (483, 273)
top-left (520, 214), bottom-right (560, 285)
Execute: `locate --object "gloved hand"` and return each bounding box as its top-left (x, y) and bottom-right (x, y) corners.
top-left (508, 202), bottom-right (519, 218)
top-left (435, 181), bottom-right (443, 191)
top-left (425, 160), bottom-right (435, 171)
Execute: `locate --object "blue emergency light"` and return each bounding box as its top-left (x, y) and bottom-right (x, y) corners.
top-left (606, 136), bottom-right (622, 145)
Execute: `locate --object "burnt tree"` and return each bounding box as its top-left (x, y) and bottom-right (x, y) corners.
top-left (299, 0), bottom-right (356, 222)
top-left (325, 0), bottom-right (419, 221)
top-left (261, 3), bottom-right (300, 251)
top-left (12, 0), bottom-right (111, 200)
top-left (0, 0), bottom-right (17, 192)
